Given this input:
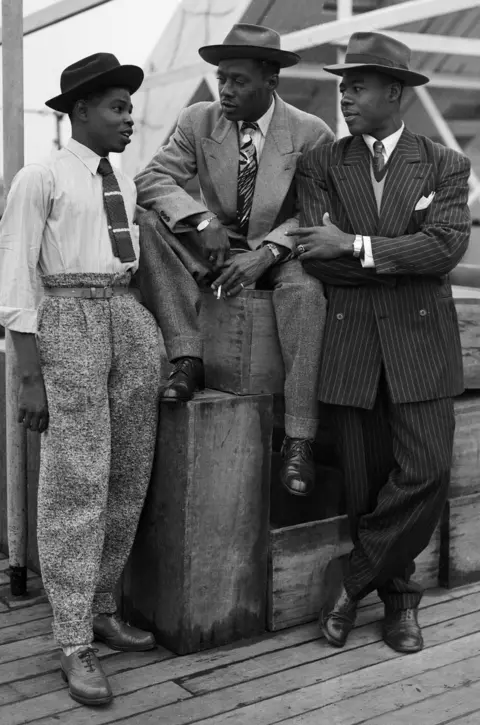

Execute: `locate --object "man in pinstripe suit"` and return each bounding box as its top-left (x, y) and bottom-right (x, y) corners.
top-left (291, 32), bottom-right (471, 654)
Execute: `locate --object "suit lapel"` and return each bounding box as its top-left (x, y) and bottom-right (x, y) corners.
top-left (378, 128), bottom-right (432, 237)
top-left (201, 114), bottom-right (239, 218)
top-left (330, 136), bottom-right (378, 236)
top-left (248, 96), bottom-right (300, 242)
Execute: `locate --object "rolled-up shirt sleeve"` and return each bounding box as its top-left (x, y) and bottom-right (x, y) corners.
top-left (0, 164), bottom-right (52, 333)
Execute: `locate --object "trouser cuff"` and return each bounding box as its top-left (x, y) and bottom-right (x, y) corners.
top-left (52, 616), bottom-right (94, 649)
top-left (166, 335), bottom-right (203, 362)
top-left (378, 590), bottom-right (423, 612)
top-left (284, 413), bottom-right (318, 440)
top-left (92, 592), bottom-right (117, 616)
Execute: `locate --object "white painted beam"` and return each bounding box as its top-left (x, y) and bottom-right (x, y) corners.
top-left (334, 31), bottom-right (480, 57)
top-left (415, 85), bottom-right (480, 206)
top-left (280, 0), bottom-right (480, 53)
top-left (0, 0), bottom-right (115, 44)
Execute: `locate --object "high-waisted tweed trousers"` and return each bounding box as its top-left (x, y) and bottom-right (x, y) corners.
top-left (36, 272), bottom-right (161, 647)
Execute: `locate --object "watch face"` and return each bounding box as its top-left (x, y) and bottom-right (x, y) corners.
top-left (197, 220), bottom-right (209, 232)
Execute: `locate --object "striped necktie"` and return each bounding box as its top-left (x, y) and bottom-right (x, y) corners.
top-left (372, 140), bottom-right (387, 182)
top-left (237, 121), bottom-right (259, 236)
top-left (97, 157), bottom-right (136, 263)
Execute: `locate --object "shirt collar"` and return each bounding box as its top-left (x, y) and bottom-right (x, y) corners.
top-left (66, 138), bottom-right (104, 175)
top-left (237, 98), bottom-right (275, 137)
top-left (363, 122), bottom-right (405, 163)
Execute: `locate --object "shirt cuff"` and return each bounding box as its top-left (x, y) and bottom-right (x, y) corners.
top-left (0, 308), bottom-right (38, 334)
top-left (360, 235), bottom-right (375, 268)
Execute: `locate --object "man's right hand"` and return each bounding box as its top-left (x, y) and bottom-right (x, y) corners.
top-left (18, 373), bottom-right (49, 433)
top-left (198, 217), bottom-right (230, 271)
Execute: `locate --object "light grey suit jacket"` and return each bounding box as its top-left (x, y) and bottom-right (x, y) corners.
top-left (135, 94), bottom-right (334, 251)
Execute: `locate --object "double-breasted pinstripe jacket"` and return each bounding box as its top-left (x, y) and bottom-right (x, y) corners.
top-left (297, 128), bottom-right (472, 409)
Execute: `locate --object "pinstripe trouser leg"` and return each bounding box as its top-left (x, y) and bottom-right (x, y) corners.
top-left (36, 273), bottom-right (161, 647)
top-left (330, 389), bottom-right (454, 610)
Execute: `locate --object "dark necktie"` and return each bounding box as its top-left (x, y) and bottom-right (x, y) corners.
top-left (372, 140), bottom-right (387, 182)
top-left (97, 157), bottom-right (136, 263)
top-left (237, 121), bottom-right (259, 236)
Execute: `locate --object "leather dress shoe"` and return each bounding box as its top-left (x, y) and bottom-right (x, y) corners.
top-left (280, 437), bottom-right (315, 496)
top-left (93, 613), bottom-right (156, 652)
top-left (320, 583), bottom-right (358, 647)
top-left (60, 647), bottom-right (112, 706)
top-left (383, 607), bottom-right (423, 653)
top-left (160, 357), bottom-right (205, 402)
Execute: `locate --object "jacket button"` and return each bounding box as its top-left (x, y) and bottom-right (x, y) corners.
top-left (419, 309), bottom-right (427, 316)
top-left (336, 313), bottom-right (344, 320)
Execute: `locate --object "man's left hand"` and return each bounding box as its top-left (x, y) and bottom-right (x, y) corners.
top-left (212, 248), bottom-right (272, 297)
top-left (286, 213), bottom-right (354, 261)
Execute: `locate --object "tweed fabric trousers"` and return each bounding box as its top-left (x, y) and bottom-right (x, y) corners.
top-left (330, 384), bottom-right (454, 611)
top-left (136, 213), bottom-right (326, 439)
top-left (36, 272), bottom-right (161, 647)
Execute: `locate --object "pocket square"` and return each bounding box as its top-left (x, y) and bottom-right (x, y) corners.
top-left (414, 191), bottom-right (435, 211)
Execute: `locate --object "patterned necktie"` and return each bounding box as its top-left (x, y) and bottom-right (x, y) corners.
top-left (237, 121), bottom-right (259, 236)
top-left (97, 157), bottom-right (136, 263)
top-left (372, 140), bottom-right (387, 182)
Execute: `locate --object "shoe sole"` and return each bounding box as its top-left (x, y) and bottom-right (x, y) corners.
top-left (93, 635), bottom-right (157, 652)
top-left (61, 669), bottom-right (113, 706)
top-left (280, 474), bottom-right (313, 497)
top-left (160, 383), bottom-right (205, 403)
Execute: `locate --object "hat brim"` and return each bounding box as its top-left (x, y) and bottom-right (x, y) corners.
top-left (198, 44), bottom-right (300, 69)
top-left (45, 64), bottom-right (144, 113)
top-left (323, 62), bottom-right (429, 87)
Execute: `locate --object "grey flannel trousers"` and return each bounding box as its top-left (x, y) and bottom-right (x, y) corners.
top-left (36, 272), bottom-right (161, 647)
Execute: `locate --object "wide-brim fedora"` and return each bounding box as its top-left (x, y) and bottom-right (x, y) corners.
top-left (45, 52), bottom-right (144, 114)
top-left (198, 23), bottom-right (300, 69)
top-left (324, 32), bottom-right (429, 87)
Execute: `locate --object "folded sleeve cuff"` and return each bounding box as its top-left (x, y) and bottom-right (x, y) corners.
top-left (360, 235), bottom-right (375, 268)
top-left (0, 308), bottom-right (38, 334)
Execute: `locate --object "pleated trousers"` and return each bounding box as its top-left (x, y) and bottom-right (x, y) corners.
top-left (36, 272), bottom-right (161, 647)
top-left (329, 381), bottom-right (455, 611)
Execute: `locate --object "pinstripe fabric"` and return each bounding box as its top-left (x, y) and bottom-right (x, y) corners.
top-left (296, 128), bottom-right (470, 610)
top-left (297, 129), bottom-right (471, 408)
top-left (331, 388), bottom-right (454, 610)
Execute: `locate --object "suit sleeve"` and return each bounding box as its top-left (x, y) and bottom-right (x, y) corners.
top-left (296, 150), bottom-right (395, 287)
top-left (134, 106), bottom-right (209, 231)
top-left (371, 152), bottom-right (471, 275)
top-left (263, 119), bottom-right (335, 251)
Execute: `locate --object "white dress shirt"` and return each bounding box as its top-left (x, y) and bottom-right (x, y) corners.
top-left (360, 123), bottom-right (405, 267)
top-left (237, 98), bottom-right (275, 159)
top-left (0, 138), bottom-right (139, 333)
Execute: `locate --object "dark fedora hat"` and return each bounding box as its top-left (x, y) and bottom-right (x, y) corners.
top-left (324, 32), bottom-right (429, 86)
top-left (45, 53), bottom-right (144, 113)
top-left (198, 23), bottom-right (300, 69)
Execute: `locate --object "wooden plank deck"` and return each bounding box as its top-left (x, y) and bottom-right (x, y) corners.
top-left (1, 552), bottom-right (480, 725)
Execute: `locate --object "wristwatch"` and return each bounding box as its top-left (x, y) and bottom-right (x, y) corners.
top-left (353, 235), bottom-right (364, 259)
top-left (265, 243), bottom-right (282, 262)
top-left (196, 216), bottom-right (216, 233)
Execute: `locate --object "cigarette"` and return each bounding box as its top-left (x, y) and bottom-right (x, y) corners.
top-left (216, 285), bottom-right (222, 300)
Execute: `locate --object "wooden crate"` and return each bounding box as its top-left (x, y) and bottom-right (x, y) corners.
top-left (200, 289), bottom-right (284, 395)
top-left (451, 394), bottom-right (480, 498)
top-left (267, 515), bottom-right (441, 631)
top-left (440, 493), bottom-right (480, 588)
top-left (453, 286), bottom-right (480, 390)
top-left (122, 389), bottom-right (273, 654)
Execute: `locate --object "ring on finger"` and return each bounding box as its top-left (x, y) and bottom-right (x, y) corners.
top-left (240, 282), bottom-right (245, 289)
top-left (208, 255), bottom-right (215, 262)
top-left (298, 244), bottom-right (306, 254)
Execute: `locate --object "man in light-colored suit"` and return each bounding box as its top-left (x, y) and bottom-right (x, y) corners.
top-left (135, 24), bottom-right (334, 495)
top-left (293, 32), bottom-right (471, 654)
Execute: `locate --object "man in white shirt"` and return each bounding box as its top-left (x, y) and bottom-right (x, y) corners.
top-left (293, 32), bottom-right (470, 655)
top-left (135, 24), bottom-right (335, 497)
top-left (0, 53), bottom-right (161, 707)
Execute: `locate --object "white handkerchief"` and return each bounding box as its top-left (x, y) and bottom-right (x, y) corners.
top-left (414, 191), bottom-right (435, 211)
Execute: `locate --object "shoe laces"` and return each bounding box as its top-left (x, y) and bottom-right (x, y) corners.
top-left (282, 438), bottom-right (313, 460)
top-left (170, 357), bottom-right (196, 378)
top-left (78, 647), bottom-right (99, 673)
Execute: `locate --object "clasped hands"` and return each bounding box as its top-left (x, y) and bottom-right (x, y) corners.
top-left (286, 212), bottom-right (354, 260)
top-left (200, 217), bottom-right (272, 297)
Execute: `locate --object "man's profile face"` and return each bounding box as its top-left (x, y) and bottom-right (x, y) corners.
top-left (339, 71), bottom-right (400, 138)
top-left (216, 58), bottom-right (275, 122)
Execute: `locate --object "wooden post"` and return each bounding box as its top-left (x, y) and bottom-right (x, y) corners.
top-left (336, 0), bottom-right (351, 140)
top-left (2, 0), bottom-right (28, 596)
